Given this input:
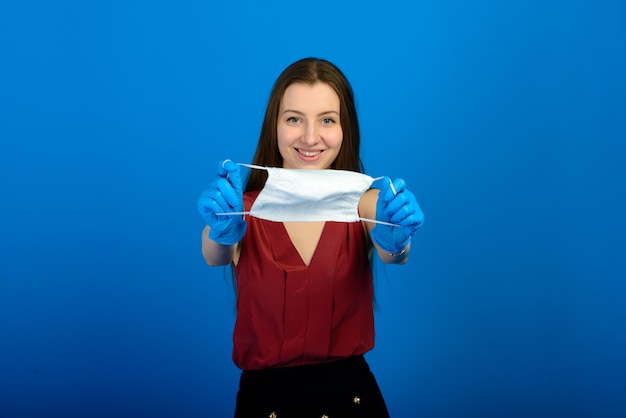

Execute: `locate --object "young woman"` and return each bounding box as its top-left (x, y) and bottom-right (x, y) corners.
top-left (198, 58), bottom-right (424, 417)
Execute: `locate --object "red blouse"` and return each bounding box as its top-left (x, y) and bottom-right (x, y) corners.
top-left (232, 191), bottom-right (375, 371)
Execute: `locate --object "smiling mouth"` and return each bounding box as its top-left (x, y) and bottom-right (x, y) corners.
top-left (296, 149), bottom-right (322, 157)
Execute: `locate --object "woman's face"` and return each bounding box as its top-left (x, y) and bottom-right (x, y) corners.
top-left (277, 82), bottom-right (343, 170)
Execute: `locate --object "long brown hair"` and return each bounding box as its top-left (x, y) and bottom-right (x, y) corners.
top-left (245, 58), bottom-right (363, 192)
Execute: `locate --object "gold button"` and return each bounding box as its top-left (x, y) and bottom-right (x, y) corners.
top-left (269, 412), bottom-right (277, 418)
top-left (321, 415), bottom-right (329, 418)
top-left (353, 396), bottom-right (361, 405)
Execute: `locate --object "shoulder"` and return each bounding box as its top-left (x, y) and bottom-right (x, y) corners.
top-left (244, 190), bottom-right (261, 199)
top-left (244, 190), bottom-right (261, 209)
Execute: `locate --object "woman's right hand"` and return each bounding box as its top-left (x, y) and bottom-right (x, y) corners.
top-left (197, 159), bottom-right (247, 246)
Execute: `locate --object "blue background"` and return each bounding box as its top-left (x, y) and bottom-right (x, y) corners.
top-left (1, 1), bottom-right (625, 417)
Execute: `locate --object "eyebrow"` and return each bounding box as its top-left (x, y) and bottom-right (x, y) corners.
top-left (282, 109), bottom-right (339, 117)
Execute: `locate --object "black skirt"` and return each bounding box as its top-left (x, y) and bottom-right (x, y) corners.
top-left (234, 355), bottom-right (390, 418)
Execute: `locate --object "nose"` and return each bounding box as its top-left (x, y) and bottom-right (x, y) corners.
top-left (302, 122), bottom-right (319, 145)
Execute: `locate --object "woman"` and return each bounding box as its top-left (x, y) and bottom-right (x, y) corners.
top-left (198, 58), bottom-right (424, 417)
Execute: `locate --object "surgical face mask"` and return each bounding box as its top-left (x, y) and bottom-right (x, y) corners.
top-left (219, 163), bottom-right (398, 227)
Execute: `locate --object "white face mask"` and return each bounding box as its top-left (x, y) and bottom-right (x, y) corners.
top-left (218, 163), bottom-right (398, 227)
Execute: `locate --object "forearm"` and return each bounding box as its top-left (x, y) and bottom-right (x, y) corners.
top-left (375, 241), bottom-right (410, 265)
top-left (201, 225), bottom-right (237, 266)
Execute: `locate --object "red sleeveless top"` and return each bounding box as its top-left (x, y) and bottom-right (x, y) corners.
top-left (233, 191), bottom-right (375, 371)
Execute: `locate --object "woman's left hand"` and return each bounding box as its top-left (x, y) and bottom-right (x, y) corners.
top-left (371, 177), bottom-right (424, 253)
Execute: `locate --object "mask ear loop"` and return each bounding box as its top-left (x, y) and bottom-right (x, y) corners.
top-left (388, 177), bottom-right (398, 196)
top-left (237, 162), bottom-right (268, 171)
top-left (220, 159), bottom-right (233, 179)
top-left (359, 218), bottom-right (402, 227)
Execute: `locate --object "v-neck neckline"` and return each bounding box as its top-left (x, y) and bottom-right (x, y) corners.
top-left (280, 221), bottom-right (328, 268)
top-left (259, 219), bottom-right (345, 271)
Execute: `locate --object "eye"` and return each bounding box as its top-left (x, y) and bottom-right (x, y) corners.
top-left (322, 117), bottom-right (336, 124)
top-left (286, 116), bottom-right (300, 123)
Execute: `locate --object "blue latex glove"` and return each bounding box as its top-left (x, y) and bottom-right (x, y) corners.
top-left (370, 177), bottom-right (424, 253)
top-left (197, 160), bottom-right (247, 246)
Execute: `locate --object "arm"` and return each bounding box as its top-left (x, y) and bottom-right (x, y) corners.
top-left (197, 160), bottom-right (247, 267)
top-left (201, 225), bottom-right (239, 266)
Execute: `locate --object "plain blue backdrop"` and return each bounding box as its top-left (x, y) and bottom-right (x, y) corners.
top-left (1, 1), bottom-right (625, 417)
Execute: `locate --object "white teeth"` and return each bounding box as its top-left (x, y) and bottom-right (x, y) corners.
top-left (298, 149), bottom-right (321, 157)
